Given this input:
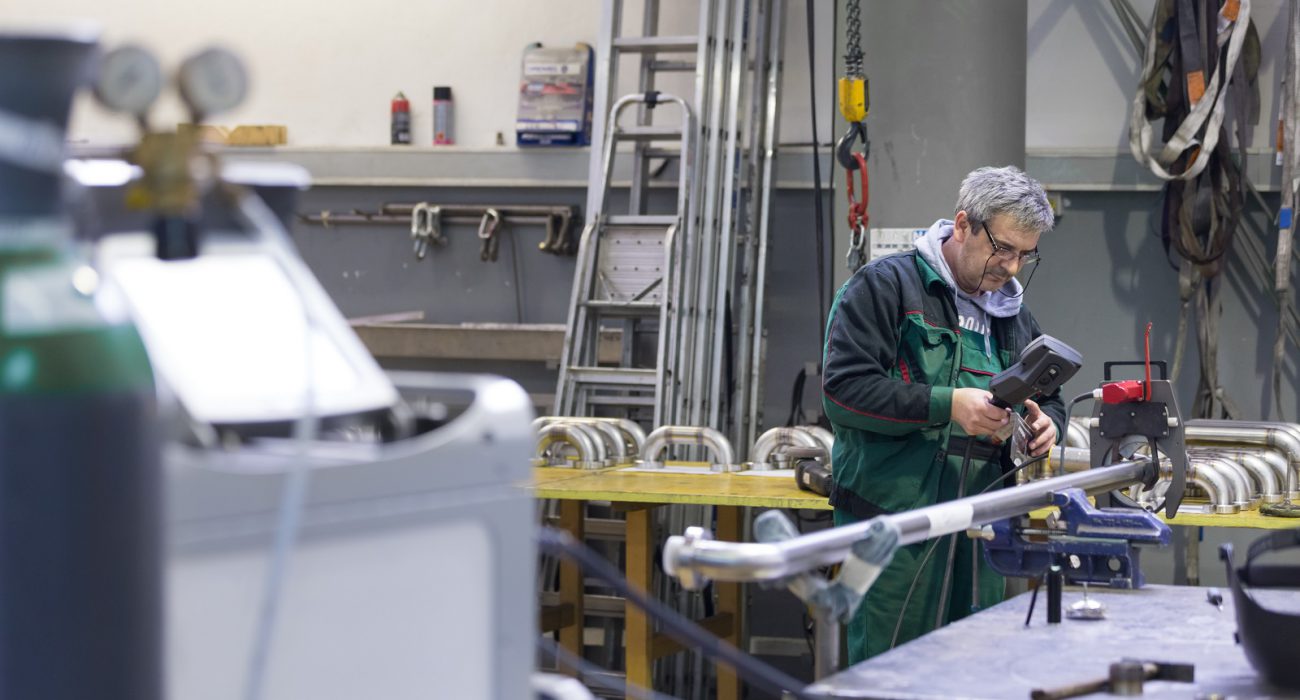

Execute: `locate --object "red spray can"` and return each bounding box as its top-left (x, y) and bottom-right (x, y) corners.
top-left (391, 92), bottom-right (411, 145)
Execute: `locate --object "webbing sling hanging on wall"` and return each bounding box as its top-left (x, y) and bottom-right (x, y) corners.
top-left (1273, 0), bottom-right (1300, 420)
top-left (1129, 0), bottom-right (1260, 420)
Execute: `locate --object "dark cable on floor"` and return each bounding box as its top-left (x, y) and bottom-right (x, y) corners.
top-left (537, 527), bottom-right (820, 700)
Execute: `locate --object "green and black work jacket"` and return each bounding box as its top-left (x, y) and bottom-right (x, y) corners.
top-left (821, 250), bottom-right (1066, 518)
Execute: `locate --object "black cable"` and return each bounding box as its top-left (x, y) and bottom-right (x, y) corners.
top-left (887, 449), bottom-right (1052, 651)
top-left (1023, 572), bottom-right (1046, 627)
top-left (977, 452), bottom-right (1050, 496)
top-left (933, 437), bottom-right (975, 628)
top-left (537, 635), bottom-right (668, 700)
top-left (536, 527), bottom-right (818, 700)
top-left (888, 537), bottom-right (943, 650)
top-left (786, 367), bottom-right (808, 426)
top-left (1060, 391), bottom-right (1096, 475)
top-left (806, 0), bottom-right (828, 330)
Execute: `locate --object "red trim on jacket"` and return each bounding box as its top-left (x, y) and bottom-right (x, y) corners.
top-left (823, 392), bottom-right (927, 424)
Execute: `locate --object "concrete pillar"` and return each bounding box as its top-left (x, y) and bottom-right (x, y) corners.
top-left (835, 0), bottom-right (1028, 284)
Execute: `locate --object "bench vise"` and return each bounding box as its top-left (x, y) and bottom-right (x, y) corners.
top-left (980, 487), bottom-right (1170, 588)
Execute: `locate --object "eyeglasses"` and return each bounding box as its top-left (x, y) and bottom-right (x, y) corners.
top-left (979, 221), bottom-right (1041, 265)
top-left (972, 219), bottom-right (1041, 298)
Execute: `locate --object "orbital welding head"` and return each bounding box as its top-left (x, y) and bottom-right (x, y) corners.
top-left (988, 335), bottom-right (1083, 408)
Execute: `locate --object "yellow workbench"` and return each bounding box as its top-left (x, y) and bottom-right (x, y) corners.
top-left (1162, 509), bottom-right (1300, 529)
top-left (533, 465), bottom-right (827, 700)
top-left (534, 466), bottom-right (832, 510)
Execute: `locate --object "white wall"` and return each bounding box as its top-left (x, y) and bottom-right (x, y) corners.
top-left (2, 1), bottom-right (1286, 151)
top-left (1, 0), bottom-right (834, 148)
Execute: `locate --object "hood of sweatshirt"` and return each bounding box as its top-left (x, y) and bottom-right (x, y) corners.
top-left (914, 219), bottom-right (1022, 319)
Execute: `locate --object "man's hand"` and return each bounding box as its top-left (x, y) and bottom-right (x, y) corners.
top-left (1024, 398), bottom-right (1057, 456)
top-left (951, 388), bottom-right (1010, 436)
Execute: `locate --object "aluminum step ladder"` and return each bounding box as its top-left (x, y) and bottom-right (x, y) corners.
top-left (566, 0), bottom-right (734, 430)
top-left (556, 92), bottom-right (695, 426)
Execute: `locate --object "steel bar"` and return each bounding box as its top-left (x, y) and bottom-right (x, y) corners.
top-left (300, 214), bottom-right (562, 227)
top-left (664, 460), bottom-right (1152, 585)
top-left (378, 203), bottom-right (578, 217)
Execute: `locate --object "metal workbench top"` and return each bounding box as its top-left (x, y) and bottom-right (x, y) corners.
top-left (812, 584), bottom-right (1299, 699)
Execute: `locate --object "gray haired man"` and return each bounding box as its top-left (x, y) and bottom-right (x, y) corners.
top-left (821, 165), bottom-right (1067, 660)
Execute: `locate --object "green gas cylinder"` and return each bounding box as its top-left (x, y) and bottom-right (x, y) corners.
top-left (0, 31), bottom-right (161, 700)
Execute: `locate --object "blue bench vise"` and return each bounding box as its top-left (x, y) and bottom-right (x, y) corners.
top-left (981, 487), bottom-right (1170, 589)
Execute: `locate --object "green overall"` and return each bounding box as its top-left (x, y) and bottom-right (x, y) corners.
top-left (820, 251), bottom-right (1063, 665)
top-left (833, 327), bottom-right (1009, 662)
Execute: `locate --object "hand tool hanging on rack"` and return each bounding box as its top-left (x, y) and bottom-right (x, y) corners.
top-left (409, 202), bottom-right (446, 260)
top-left (477, 207), bottom-right (503, 262)
top-left (837, 0), bottom-right (870, 272)
top-left (298, 203), bottom-right (580, 260)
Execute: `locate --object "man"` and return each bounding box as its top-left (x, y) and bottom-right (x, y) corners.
top-left (821, 165), bottom-right (1066, 662)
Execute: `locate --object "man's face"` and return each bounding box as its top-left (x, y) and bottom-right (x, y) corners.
top-left (950, 211), bottom-right (1041, 294)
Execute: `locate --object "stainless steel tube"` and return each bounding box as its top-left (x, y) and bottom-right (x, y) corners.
top-left (664, 460), bottom-right (1152, 586)
top-left (575, 420), bottom-right (629, 465)
top-left (750, 427), bottom-right (820, 470)
top-left (1138, 460), bottom-right (1237, 514)
top-left (812, 607), bottom-right (840, 681)
top-left (1184, 460), bottom-right (1239, 514)
top-left (1207, 457), bottom-right (1257, 508)
top-left (595, 417), bottom-right (647, 456)
top-left (799, 426), bottom-right (836, 458)
top-left (1205, 447), bottom-right (1289, 493)
top-left (641, 426), bottom-right (738, 472)
top-left (533, 417), bottom-right (636, 463)
top-left (1252, 449), bottom-right (1292, 494)
top-left (1222, 453), bottom-right (1281, 503)
top-left (1186, 421), bottom-right (1300, 498)
top-left (534, 423), bottom-right (604, 470)
top-left (1019, 445), bottom-right (1089, 484)
top-left (1065, 420), bottom-right (1091, 448)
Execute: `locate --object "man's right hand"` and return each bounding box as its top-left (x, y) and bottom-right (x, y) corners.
top-left (951, 388), bottom-right (1010, 436)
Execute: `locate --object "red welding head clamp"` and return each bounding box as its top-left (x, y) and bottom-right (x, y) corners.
top-left (1101, 380), bottom-right (1146, 404)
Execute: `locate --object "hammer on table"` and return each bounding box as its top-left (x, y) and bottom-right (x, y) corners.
top-left (1030, 659), bottom-right (1194, 699)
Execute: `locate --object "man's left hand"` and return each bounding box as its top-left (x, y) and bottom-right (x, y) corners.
top-left (1024, 399), bottom-right (1056, 456)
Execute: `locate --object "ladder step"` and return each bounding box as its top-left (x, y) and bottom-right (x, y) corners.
top-left (641, 147), bottom-right (681, 159)
top-left (585, 395), bottom-right (658, 407)
top-left (649, 60), bottom-right (697, 73)
top-left (605, 215), bottom-right (678, 227)
top-left (612, 36), bottom-right (699, 54)
top-left (583, 300), bottom-right (662, 316)
top-left (616, 126), bottom-right (683, 142)
top-left (569, 367), bottom-right (658, 386)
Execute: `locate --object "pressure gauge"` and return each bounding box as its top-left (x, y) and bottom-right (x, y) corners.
top-left (177, 47), bottom-right (247, 119)
top-left (93, 45), bottom-right (163, 117)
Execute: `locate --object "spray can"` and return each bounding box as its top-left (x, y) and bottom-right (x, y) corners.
top-left (390, 92), bottom-right (411, 145)
top-left (433, 86), bottom-right (453, 145)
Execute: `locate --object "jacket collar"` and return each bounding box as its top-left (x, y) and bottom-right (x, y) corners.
top-left (913, 251), bottom-right (949, 293)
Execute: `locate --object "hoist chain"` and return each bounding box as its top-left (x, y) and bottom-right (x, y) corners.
top-left (844, 0), bottom-right (864, 79)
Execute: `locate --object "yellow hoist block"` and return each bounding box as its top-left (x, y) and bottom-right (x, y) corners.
top-left (838, 77), bottom-right (868, 123)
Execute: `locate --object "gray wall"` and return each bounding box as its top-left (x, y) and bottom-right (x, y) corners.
top-left (291, 183), bottom-right (831, 430)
